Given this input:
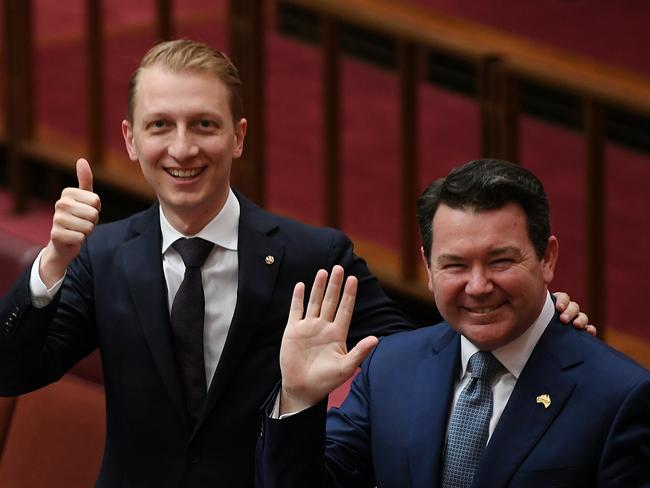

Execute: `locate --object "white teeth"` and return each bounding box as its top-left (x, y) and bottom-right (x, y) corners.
top-left (467, 306), bottom-right (499, 313)
top-left (167, 167), bottom-right (203, 178)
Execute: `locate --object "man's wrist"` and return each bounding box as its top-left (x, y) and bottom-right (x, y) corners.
top-left (30, 249), bottom-right (65, 308)
top-left (39, 245), bottom-right (69, 289)
top-left (279, 387), bottom-right (321, 416)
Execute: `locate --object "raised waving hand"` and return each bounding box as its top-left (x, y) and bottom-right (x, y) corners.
top-left (279, 266), bottom-right (379, 414)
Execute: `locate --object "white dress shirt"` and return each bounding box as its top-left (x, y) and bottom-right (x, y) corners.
top-left (29, 188), bottom-right (241, 390)
top-left (449, 291), bottom-right (555, 442)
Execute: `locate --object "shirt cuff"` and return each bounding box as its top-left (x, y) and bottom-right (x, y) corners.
top-left (270, 391), bottom-right (301, 420)
top-left (29, 248), bottom-right (65, 308)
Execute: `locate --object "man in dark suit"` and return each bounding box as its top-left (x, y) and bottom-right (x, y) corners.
top-left (258, 159), bottom-right (649, 487)
top-left (0, 40), bottom-right (586, 487)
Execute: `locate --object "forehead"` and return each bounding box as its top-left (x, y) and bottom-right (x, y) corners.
top-left (133, 66), bottom-right (231, 118)
top-left (431, 203), bottom-right (531, 253)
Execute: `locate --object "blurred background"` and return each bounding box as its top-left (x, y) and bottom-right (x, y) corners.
top-left (1, 1), bottom-right (648, 484)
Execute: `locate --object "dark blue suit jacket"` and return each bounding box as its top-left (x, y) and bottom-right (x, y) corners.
top-left (0, 192), bottom-right (412, 487)
top-left (259, 316), bottom-right (650, 487)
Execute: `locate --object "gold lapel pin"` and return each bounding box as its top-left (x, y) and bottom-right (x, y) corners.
top-left (536, 394), bottom-right (551, 409)
top-left (264, 255), bottom-right (275, 265)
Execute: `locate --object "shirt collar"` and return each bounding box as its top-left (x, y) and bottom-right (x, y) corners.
top-left (160, 188), bottom-right (240, 254)
top-left (459, 291), bottom-right (554, 379)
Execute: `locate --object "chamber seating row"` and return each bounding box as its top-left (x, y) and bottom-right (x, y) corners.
top-left (0, 224), bottom-right (105, 487)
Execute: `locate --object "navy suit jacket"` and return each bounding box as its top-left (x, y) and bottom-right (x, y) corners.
top-left (259, 316), bottom-right (650, 487)
top-left (0, 192), bottom-right (412, 487)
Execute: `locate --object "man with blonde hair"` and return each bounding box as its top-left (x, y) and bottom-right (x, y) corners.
top-left (0, 41), bottom-right (587, 487)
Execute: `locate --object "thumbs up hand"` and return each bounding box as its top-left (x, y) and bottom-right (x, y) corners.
top-left (40, 159), bottom-right (102, 287)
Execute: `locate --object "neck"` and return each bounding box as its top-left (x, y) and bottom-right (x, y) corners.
top-left (161, 194), bottom-right (228, 236)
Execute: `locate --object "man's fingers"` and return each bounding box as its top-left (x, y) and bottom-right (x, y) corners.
top-left (552, 291), bottom-right (569, 312)
top-left (76, 158), bottom-right (94, 192)
top-left (287, 282), bottom-right (305, 324)
top-left (53, 212), bottom-right (97, 237)
top-left (56, 194), bottom-right (100, 223)
top-left (560, 300), bottom-right (579, 323)
top-left (584, 324), bottom-right (597, 337)
top-left (572, 311), bottom-right (597, 336)
top-left (50, 227), bottom-right (88, 247)
top-left (305, 269), bottom-right (328, 318)
top-left (321, 265), bottom-right (345, 322)
top-left (342, 336), bottom-right (378, 373)
top-left (334, 275), bottom-right (358, 333)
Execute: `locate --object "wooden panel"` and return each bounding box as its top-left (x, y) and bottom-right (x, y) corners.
top-left (156, 0), bottom-right (173, 40)
top-left (322, 16), bottom-right (341, 229)
top-left (398, 40), bottom-right (418, 281)
top-left (229, 0), bottom-right (266, 205)
top-left (86, 0), bottom-right (104, 167)
top-left (584, 99), bottom-right (606, 337)
top-left (3, 0), bottom-right (34, 212)
top-left (478, 57), bottom-right (519, 161)
top-left (478, 56), bottom-right (500, 158)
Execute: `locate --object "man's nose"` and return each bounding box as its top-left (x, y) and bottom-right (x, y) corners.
top-left (464, 267), bottom-right (493, 296)
top-left (168, 129), bottom-right (199, 160)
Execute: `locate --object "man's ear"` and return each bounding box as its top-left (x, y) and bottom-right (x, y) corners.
top-left (420, 246), bottom-right (434, 293)
top-left (122, 120), bottom-right (138, 162)
top-left (542, 236), bottom-right (559, 285)
top-left (233, 118), bottom-right (248, 159)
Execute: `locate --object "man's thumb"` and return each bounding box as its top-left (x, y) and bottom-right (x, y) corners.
top-left (344, 336), bottom-right (379, 373)
top-left (76, 158), bottom-right (93, 192)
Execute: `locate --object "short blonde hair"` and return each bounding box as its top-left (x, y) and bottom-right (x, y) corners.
top-left (126, 39), bottom-right (243, 122)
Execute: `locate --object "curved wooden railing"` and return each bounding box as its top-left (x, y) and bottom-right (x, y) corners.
top-left (2, 0), bottom-right (650, 340)
top-left (271, 0), bottom-right (650, 338)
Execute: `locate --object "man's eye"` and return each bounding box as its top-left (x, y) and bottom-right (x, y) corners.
top-left (148, 120), bottom-right (166, 130)
top-left (198, 120), bottom-right (216, 129)
top-left (443, 263), bottom-right (464, 270)
top-left (492, 258), bottom-right (513, 266)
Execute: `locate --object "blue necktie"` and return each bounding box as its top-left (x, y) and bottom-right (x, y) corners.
top-left (170, 237), bottom-right (214, 422)
top-left (441, 351), bottom-right (503, 488)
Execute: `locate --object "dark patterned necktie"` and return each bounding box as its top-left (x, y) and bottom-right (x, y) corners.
top-left (170, 237), bottom-right (214, 422)
top-left (441, 351), bottom-right (503, 487)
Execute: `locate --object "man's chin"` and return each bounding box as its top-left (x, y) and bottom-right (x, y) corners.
top-left (459, 322), bottom-right (510, 351)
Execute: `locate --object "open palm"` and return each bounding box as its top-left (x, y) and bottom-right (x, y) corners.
top-left (279, 266), bottom-right (379, 414)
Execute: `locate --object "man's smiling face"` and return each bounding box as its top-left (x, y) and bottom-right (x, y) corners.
top-left (424, 202), bottom-right (558, 350)
top-left (122, 65), bottom-right (246, 234)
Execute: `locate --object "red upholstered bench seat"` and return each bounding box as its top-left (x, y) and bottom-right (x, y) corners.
top-left (0, 375), bottom-right (106, 488)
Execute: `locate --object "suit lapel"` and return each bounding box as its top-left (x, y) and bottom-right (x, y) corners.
top-left (193, 195), bottom-right (284, 435)
top-left (408, 327), bottom-right (460, 488)
top-left (474, 318), bottom-right (581, 487)
top-left (121, 205), bottom-right (189, 427)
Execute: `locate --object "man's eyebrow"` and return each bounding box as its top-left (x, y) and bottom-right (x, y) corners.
top-left (435, 247), bottom-right (523, 265)
top-left (436, 253), bottom-right (464, 265)
top-left (194, 111), bottom-right (223, 120)
top-left (141, 112), bottom-right (167, 121)
top-left (487, 246), bottom-right (523, 257)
